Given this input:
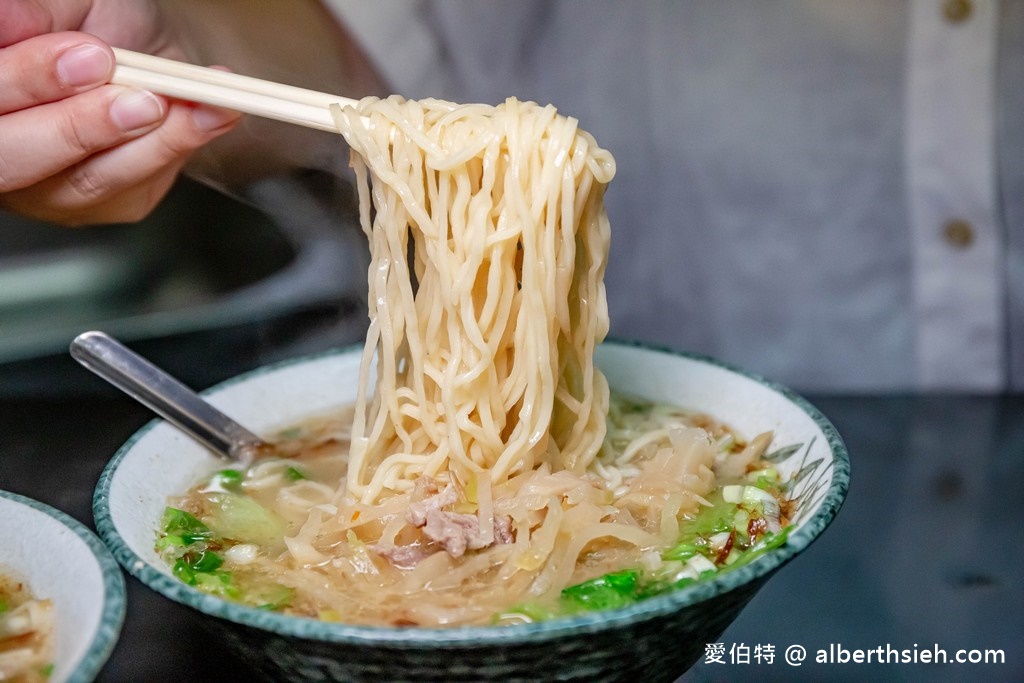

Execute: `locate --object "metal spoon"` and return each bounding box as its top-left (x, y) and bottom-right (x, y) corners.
top-left (70, 330), bottom-right (268, 462)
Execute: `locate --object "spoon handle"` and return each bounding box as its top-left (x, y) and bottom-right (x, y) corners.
top-left (70, 331), bottom-right (265, 461)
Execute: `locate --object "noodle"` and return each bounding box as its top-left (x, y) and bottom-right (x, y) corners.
top-left (331, 96), bottom-right (615, 504)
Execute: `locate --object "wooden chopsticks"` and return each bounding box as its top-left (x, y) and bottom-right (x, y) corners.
top-left (110, 48), bottom-right (356, 133)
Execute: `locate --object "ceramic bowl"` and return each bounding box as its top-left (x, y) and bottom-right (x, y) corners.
top-left (93, 340), bottom-right (849, 682)
top-left (0, 491), bottom-right (125, 683)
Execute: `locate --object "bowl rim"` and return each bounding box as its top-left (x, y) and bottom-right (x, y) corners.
top-left (93, 338), bottom-right (850, 646)
top-left (0, 490), bottom-right (126, 682)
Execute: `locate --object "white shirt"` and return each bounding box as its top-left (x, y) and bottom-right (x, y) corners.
top-left (323, 0), bottom-right (1020, 393)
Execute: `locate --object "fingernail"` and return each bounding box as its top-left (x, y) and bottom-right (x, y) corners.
top-left (57, 44), bottom-right (113, 87)
top-left (191, 105), bottom-right (239, 133)
top-left (110, 89), bottom-right (166, 132)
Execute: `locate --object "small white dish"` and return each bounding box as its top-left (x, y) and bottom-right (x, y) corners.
top-left (0, 491), bottom-right (125, 683)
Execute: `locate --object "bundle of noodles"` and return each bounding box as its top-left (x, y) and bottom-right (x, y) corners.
top-left (239, 97), bottom-right (726, 625)
top-left (332, 96), bottom-right (615, 502)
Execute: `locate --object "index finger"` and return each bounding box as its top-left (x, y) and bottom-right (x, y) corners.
top-left (0, 32), bottom-right (114, 115)
top-left (0, 0), bottom-right (88, 47)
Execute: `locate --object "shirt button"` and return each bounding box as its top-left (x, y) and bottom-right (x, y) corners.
top-left (943, 219), bottom-right (975, 249)
top-left (943, 0), bottom-right (973, 23)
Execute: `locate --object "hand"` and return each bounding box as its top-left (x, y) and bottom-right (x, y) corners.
top-left (0, 0), bottom-right (241, 226)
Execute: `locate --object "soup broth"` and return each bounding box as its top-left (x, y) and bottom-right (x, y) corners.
top-left (159, 394), bottom-right (795, 627)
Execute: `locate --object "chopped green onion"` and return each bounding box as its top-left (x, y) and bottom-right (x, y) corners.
top-left (762, 527), bottom-right (791, 551)
top-left (172, 558), bottom-right (198, 585)
top-left (561, 570), bottom-right (640, 612)
top-left (186, 550), bottom-right (224, 573)
top-left (161, 508), bottom-right (212, 545)
top-left (663, 541), bottom-right (701, 561)
top-left (213, 468), bottom-right (243, 489)
top-left (284, 466), bottom-right (307, 482)
top-left (173, 549), bottom-right (225, 584)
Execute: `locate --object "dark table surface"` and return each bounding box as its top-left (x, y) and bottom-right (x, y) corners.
top-left (2, 387), bottom-right (1022, 682)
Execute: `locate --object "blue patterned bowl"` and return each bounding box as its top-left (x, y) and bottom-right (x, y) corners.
top-left (93, 340), bottom-right (849, 682)
top-left (0, 491), bottom-right (125, 683)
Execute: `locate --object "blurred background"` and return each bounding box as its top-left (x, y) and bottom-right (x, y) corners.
top-left (2, 2), bottom-right (1022, 681)
top-left (0, 172), bottom-right (370, 396)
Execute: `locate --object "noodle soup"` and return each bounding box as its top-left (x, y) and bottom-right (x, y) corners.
top-left (0, 572), bottom-right (53, 682)
top-left (157, 394), bottom-right (796, 627)
top-left (99, 341), bottom-right (847, 682)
